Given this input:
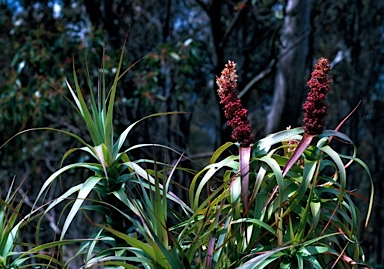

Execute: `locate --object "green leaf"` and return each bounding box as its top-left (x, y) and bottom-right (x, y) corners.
top-left (113, 112), bottom-right (186, 159)
top-left (338, 153), bottom-right (374, 227)
top-left (191, 155), bottom-right (239, 210)
top-left (65, 78), bottom-right (83, 116)
top-left (14, 239), bottom-right (87, 268)
top-left (255, 127), bottom-right (304, 153)
top-left (230, 174), bottom-right (242, 212)
top-left (35, 183), bottom-right (83, 242)
top-left (280, 160), bottom-right (317, 220)
top-left (105, 41), bottom-right (126, 151)
top-left (66, 76), bottom-right (102, 145)
top-left (231, 218), bottom-right (275, 235)
top-left (96, 224), bottom-right (163, 266)
top-left (236, 247), bottom-right (288, 269)
top-left (83, 227), bottom-right (104, 263)
top-left (319, 130), bottom-right (353, 144)
top-left (1, 127), bottom-right (90, 153)
top-left (282, 133), bottom-right (314, 178)
top-left (318, 145), bottom-right (346, 203)
top-left (210, 142), bottom-right (234, 164)
top-left (61, 176), bottom-right (103, 240)
top-left (259, 155), bottom-right (284, 214)
top-left (34, 163), bottom-right (104, 211)
top-left (309, 189), bottom-right (321, 234)
top-left (296, 253), bottom-right (304, 269)
top-left (94, 143), bottom-right (112, 178)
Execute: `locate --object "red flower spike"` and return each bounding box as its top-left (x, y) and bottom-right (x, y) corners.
top-left (303, 57), bottom-right (332, 135)
top-left (282, 58), bottom-right (332, 178)
top-left (216, 60), bottom-right (254, 147)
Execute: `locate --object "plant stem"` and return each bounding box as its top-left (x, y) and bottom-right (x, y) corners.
top-left (240, 146), bottom-right (251, 216)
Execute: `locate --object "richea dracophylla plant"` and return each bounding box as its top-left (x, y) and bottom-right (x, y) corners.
top-left (0, 51), bottom-right (374, 268)
top-left (185, 59), bottom-right (374, 269)
top-left (1, 43), bottom-right (194, 268)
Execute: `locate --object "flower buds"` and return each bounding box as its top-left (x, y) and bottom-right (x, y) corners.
top-left (216, 61), bottom-right (254, 147)
top-left (303, 58), bottom-right (332, 135)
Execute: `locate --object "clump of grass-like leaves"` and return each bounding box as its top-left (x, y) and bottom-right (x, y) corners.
top-left (186, 125), bottom-right (373, 268)
top-left (29, 42), bottom-right (195, 267)
top-left (1, 41), bottom-right (192, 267)
top-left (179, 59), bottom-right (374, 268)
top-left (0, 52), bottom-right (374, 269)
top-left (0, 178), bottom-right (27, 268)
top-left (0, 178), bottom-right (74, 268)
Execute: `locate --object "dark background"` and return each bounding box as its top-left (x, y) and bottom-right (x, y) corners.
top-left (0, 0), bottom-right (383, 266)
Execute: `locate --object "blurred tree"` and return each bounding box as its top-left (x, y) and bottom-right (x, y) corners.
top-left (196, 0), bottom-right (281, 144)
top-left (266, 0), bottom-right (311, 133)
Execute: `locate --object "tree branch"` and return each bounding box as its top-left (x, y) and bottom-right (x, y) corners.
top-left (238, 58), bottom-right (275, 98)
top-left (18, 188), bottom-right (61, 234)
top-left (221, 0), bottom-right (249, 47)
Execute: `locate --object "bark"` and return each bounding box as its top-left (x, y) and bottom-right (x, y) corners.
top-left (266, 0), bottom-right (311, 134)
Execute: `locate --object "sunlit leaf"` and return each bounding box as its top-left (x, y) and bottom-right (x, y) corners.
top-left (60, 176), bottom-right (103, 240)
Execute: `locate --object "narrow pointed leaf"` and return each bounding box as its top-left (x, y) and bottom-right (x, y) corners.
top-left (34, 163), bottom-right (104, 210)
top-left (70, 64), bottom-right (103, 145)
top-left (256, 127), bottom-right (304, 152)
top-left (61, 176), bottom-right (102, 240)
top-left (113, 112), bottom-right (187, 158)
top-left (282, 133), bottom-right (314, 177)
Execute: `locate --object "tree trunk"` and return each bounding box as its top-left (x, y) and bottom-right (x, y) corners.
top-left (266, 0), bottom-right (311, 134)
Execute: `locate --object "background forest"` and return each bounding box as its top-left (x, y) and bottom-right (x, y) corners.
top-left (0, 0), bottom-right (383, 267)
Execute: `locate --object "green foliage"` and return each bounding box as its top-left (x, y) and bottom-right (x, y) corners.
top-left (0, 178), bottom-right (24, 268)
top-left (184, 125), bottom-right (373, 268)
top-left (28, 41), bottom-right (185, 238)
top-left (0, 46), bottom-right (375, 268)
top-left (0, 178), bottom-right (68, 268)
top-left (1, 43), bottom-right (192, 268)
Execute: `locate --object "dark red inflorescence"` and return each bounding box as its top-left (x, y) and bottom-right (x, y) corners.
top-left (216, 61), bottom-right (254, 147)
top-left (303, 58), bottom-right (332, 135)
